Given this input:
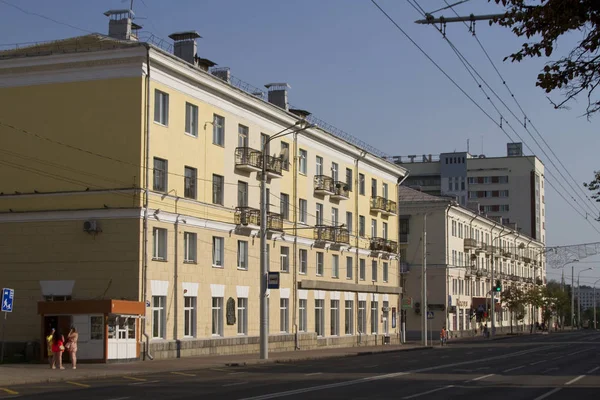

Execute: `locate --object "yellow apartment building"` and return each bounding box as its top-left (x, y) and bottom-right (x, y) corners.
top-left (0, 10), bottom-right (406, 361)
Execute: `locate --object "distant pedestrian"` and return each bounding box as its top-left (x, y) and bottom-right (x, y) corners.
top-left (66, 326), bottom-right (78, 369)
top-left (51, 330), bottom-right (65, 370)
top-left (46, 328), bottom-right (55, 368)
top-left (483, 324), bottom-right (489, 338)
top-left (440, 326), bottom-right (448, 346)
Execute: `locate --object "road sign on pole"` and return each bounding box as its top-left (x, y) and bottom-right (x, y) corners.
top-left (401, 297), bottom-right (413, 310)
top-left (1, 288), bottom-right (14, 313)
top-left (427, 311), bottom-right (434, 320)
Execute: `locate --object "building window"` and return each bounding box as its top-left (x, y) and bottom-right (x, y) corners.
top-left (346, 211), bottom-right (353, 234)
top-left (212, 236), bottom-right (224, 267)
top-left (331, 207), bottom-right (339, 226)
top-left (383, 262), bottom-right (389, 282)
top-left (400, 217), bottom-right (409, 243)
top-left (280, 298), bottom-right (289, 333)
top-left (331, 162), bottom-right (339, 181)
top-left (359, 216), bottom-right (365, 237)
top-left (184, 296), bottom-right (196, 337)
top-left (316, 203), bottom-right (324, 225)
top-left (260, 133), bottom-right (270, 155)
top-left (330, 300), bottom-right (340, 336)
top-left (213, 114), bottom-right (225, 146)
top-left (371, 178), bottom-right (377, 198)
top-left (299, 199), bottom-right (307, 224)
top-left (153, 158), bottom-right (168, 192)
top-left (152, 228), bottom-right (167, 260)
top-left (371, 300), bottom-right (379, 334)
top-left (185, 102), bottom-right (198, 136)
top-left (154, 90), bottom-right (169, 125)
top-left (299, 299), bottom-right (307, 332)
top-left (237, 298), bottom-right (248, 335)
top-left (345, 300), bottom-right (354, 334)
top-left (315, 299), bottom-right (325, 337)
top-left (212, 297), bottom-right (224, 336)
top-left (184, 166), bottom-right (197, 199)
top-left (299, 149), bottom-right (307, 174)
top-left (316, 155), bottom-right (323, 175)
top-left (212, 174), bottom-right (224, 205)
top-left (280, 246), bottom-right (290, 273)
top-left (332, 254), bottom-right (339, 278)
top-left (238, 124), bottom-right (249, 147)
top-left (237, 240), bottom-right (248, 270)
top-left (382, 183), bottom-right (388, 199)
top-left (359, 174), bottom-right (365, 195)
top-left (152, 295), bottom-right (166, 339)
top-left (383, 222), bottom-right (388, 240)
top-left (281, 142), bottom-right (290, 171)
top-left (372, 260), bottom-right (378, 282)
top-left (183, 232), bottom-right (197, 263)
top-left (346, 256), bottom-right (353, 279)
top-left (360, 259), bottom-right (366, 281)
top-left (346, 168), bottom-right (353, 191)
top-left (371, 219), bottom-right (377, 238)
top-left (316, 252), bottom-right (324, 276)
top-left (299, 249), bottom-right (308, 274)
top-left (280, 193), bottom-right (290, 220)
top-left (237, 181), bottom-right (248, 207)
top-left (358, 300), bottom-right (367, 333)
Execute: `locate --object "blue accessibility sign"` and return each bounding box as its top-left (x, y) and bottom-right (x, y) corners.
top-left (1, 288), bottom-right (14, 313)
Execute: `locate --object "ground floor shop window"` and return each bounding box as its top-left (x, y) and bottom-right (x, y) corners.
top-left (212, 297), bottom-right (224, 336)
top-left (152, 296), bottom-right (166, 339)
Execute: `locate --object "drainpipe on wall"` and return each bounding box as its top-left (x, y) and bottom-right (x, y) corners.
top-left (355, 152), bottom-right (365, 345)
top-left (293, 131), bottom-right (300, 350)
top-left (396, 171), bottom-right (409, 344)
top-left (444, 203), bottom-right (451, 336)
top-left (142, 44), bottom-right (153, 361)
top-left (174, 205), bottom-right (182, 356)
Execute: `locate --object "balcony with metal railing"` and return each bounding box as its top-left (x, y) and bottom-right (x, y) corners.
top-left (314, 175), bottom-right (334, 195)
top-left (370, 196), bottom-right (397, 215)
top-left (370, 237), bottom-right (398, 254)
top-left (314, 225), bottom-right (350, 245)
top-left (234, 207), bottom-right (283, 231)
top-left (267, 212), bottom-right (283, 232)
top-left (235, 147), bottom-right (262, 172)
top-left (331, 181), bottom-right (350, 200)
top-left (264, 154), bottom-right (283, 178)
top-left (464, 238), bottom-right (477, 251)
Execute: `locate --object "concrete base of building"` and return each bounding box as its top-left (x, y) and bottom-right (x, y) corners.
top-left (149, 332), bottom-right (401, 360)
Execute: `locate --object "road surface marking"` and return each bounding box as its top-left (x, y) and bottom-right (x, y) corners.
top-left (567, 349), bottom-right (589, 357)
top-left (229, 372), bottom-right (246, 375)
top-left (530, 360), bottom-right (546, 365)
top-left (533, 388), bottom-right (561, 400)
top-left (542, 367), bottom-right (559, 373)
top-left (171, 371), bottom-right (196, 377)
top-left (402, 385), bottom-right (454, 399)
top-left (441, 355), bottom-right (449, 359)
top-left (238, 346), bottom-right (553, 400)
top-left (305, 372), bottom-right (323, 376)
top-left (65, 381), bottom-right (90, 388)
top-left (211, 368), bottom-right (231, 372)
top-left (130, 380), bottom-right (160, 385)
top-left (364, 365), bottom-right (379, 368)
top-left (0, 388), bottom-right (18, 395)
top-left (552, 356), bottom-right (563, 360)
top-left (588, 366), bottom-right (600, 374)
top-left (222, 381), bottom-right (248, 387)
top-left (471, 374), bottom-right (495, 382)
top-left (123, 376), bottom-right (146, 381)
top-left (565, 375), bottom-right (586, 385)
top-left (503, 366), bottom-right (525, 373)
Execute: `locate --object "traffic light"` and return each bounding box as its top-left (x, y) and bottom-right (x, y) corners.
top-left (494, 279), bottom-right (502, 292)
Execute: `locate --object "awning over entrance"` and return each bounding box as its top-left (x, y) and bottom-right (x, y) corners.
top-left (38, 299), bottom-right (145, 316)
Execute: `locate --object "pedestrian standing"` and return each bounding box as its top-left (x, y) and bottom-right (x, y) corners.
top-left (66, 327), bottom-right (79, 369)
top-left (51, 330), bottom-right (65, 370)
top-left (46, 328), bottom-right (55, 368)
top-left (440, 326), bottom-right (447, 346)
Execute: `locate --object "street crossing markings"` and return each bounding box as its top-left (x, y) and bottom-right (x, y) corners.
top-left (0, 388), bottom-right (18, 395)
top-left (503, 366), bottom-right (525, 373)
top-left (402, 385), bottom-right (454, 399)
top-left (122, 376), bottom-right (146, 381)
top-left (130, 380), bottom-right (160, 385)
top-left (171, 371), bottom-right (196, 377)
top-left (65, 381), bottom-right (90, 388)
top-left (588, 366), bottom-right (600, 374)
top-left (470, 374), bottom-right (495, 382)
top-left (533, 388), bottom-right (562, 400)
top-left (565, 375), bottom-right (586, 385)
top-left (530, 360), bottom-right (546, 365)
top-left (305, 372), bottom-right (323, 376)
top-left (222, 381), bottom-right (248, 387)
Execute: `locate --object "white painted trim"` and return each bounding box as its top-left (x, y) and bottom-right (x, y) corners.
top-left (382, 294), bottom-right (389, 302)
top-left (182, 282), bottom-right (198, 297)
top-left (236, 286), bottom-right (249, 298)
top-left (0, 208), bottom-right (142, 223)
top-left (358, 293), bottom-right (367, 301)
top-left (279, 288), bottom-right (290, 299)
top-left (298, 289), bottom-right (308, 300)
top-left (372, 294), bottom-right (379, 302)
top-left (314, 290), bottom-right (326, 300)
top-left (39, 280), bottom-right (74, 296)
top-left (345, 292), bottom-right (354, 301)
top-left (210, 284), bottom-right (225, 298)
top-left (150, 280), bottom-right (169, 296)
top-left (330, 291), bottom-right (340, 301)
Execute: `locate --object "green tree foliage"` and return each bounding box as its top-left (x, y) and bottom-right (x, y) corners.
top-left (501, 285), bottom-right (525, 333)
top-left (584, 171), bottom-right (600, 215)
top-left (490, 1), bottom-right (600, 117)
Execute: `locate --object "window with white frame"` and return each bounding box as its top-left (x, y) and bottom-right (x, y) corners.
top-left (237, 240), bottom-right (248, 270)
top-left (331, 207), bottom-right (339, 226)
top-left (238, 124), bottom-right (249, 147)
top-left (299, 149), bottom-right (307, 174)
top-left (359, 216), bottom-right (366, 237)
top-left (152, 295), bottom-right (166, 339)
top-left (332, 254), bottom-right (339, 278)
top-left (299, 249), bottom-right (308, 274)
top-left (331, 162), bottom-right (339, 181)
top-left (316, 203), bottom-right (323, 225)
top-left (183, 232), bottom-right (197, 263)
top-left (316, 252), bottom-right (324, 276)
top-left (280, 193), bottom-right (290, 220)
top-left (383, 262), bottom-right (389, 282)
top-left (346, 256), bottom-right (353, 279)
top-left (153, 157), bottom-right (168, 192)
top-left (213, 114), bottom-right (225, 146)
top-left (212, 297), bottom-right (224, 336)
top-left (281, 142), bottom-right (290, 171)
top-left (184, 166), bottom-right (197, 199)
top-left (358, 300), bottom-right (367, 333)
top-left (152, 228), bottom-right (167, 260)
top-left (346, 211), bottom-right (353, 234)
top-left (371, 300), bottom-right (379, 334)
top-left (315, 299), bottom-right (325, 337)
top-left (280, 246), bottom-right (290, 273)
top-left (185, 102), bottom-right (198, 136)
top-left (316, 155), bottom-right (323, 175)
top-left (372, 260), bottom-right (378, 282)
top-left (237, 297), bottom-right (248, 335)
top-left (154, 90), bottom-right (169, 125)
top-left (360, 259), bottom-right (366, 281)
top-left (237, 181), bottom-right (248, 207)
top-left (299, 199), bottom-right (308, 224)
top-left (299, 299), bottom-right (307, 332)
top-left (212, 174), bottom-right (224, 205)
top-left (383, 222), bottom-right (388, 240)
top-left (382, 183), bottom-right (388, 199)
top-left (183, 296), bottom-right (196, 337)
top-left (371, 219), bottom-right (377, 238)
top-left (330, 300), bottom-right (340, 336)
top-left (345, 300), bottom-right (354, 334)
top-left (359, 173), bottom-right (365, 195)
top-left (280, 298), bottom-right (289, 333)
top-left (212, 236), bottom-right (224, 267)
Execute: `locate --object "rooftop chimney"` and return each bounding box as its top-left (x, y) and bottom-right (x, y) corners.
top-left (169, 31), bottom-right (200, 65)
top-left (265, 83), bottom-right (290, 110)
top-left (104, 9), bottom-right (139, 41)
top-left (211, 67), bottom-right (231, 83)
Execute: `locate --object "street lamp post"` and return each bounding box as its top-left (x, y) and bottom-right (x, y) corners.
top-left (576, 267), bottom-right (593, 329)
top-left (259, 118), bottom-right (312, 360)
top-left (593, 278), bottom-right (600, 331)
top-left (490, 230), bottom-right (512, 338)
top-left (557, 259), bottom-right (578, 329)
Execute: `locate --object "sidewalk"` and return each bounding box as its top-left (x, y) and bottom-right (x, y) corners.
top-left (0, 342), bottom-right (429, 386)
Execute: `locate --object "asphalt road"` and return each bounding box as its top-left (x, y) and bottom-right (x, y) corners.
top-left (1, 330), bottom-right (599, 400)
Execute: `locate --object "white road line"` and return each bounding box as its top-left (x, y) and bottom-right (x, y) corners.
top-left (567, 349), bottom-right (589, 357)
top-left (229, 372), bottom-right (246, 375)
top-left (222, 381), bottom-right (248, 387)
top-left (565, 375), bottom-right (586, 385)
top-left (402, 385), bottom-right (454, 399)
top-left (530, 360), bottom-right (546, 366)
top-left (305, 372), bottom-right (323, 376)
top-left (588, 366), bottom-right (600, 374)
top-left (503, 366), bottom-right (525, 373)
top-left (533, 388), bottom-right (562, 400)
top-left (542, 367), bottom-right (559, 373)
top-left (471, 374), bottom-right (495, 382)
top-left (552, 356), bottom-right (562, 361)
top-left (129, 380), bottom-right (160, 386)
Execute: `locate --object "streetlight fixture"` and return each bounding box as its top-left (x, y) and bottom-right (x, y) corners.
top-left (490, 230), bottom-right (513, 338)
top-left (593, 278), bottom-right (600, 331)
top-left (559, 259), bottom-right (580, 329)
top-left (577, 267), bottom-right (593, 328)
top-left (259, 116), bottom-right (313, 360)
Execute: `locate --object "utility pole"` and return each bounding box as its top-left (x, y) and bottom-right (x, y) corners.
top-left (259, 143), bottom-right (269, 360)
top-left (593, 278), bottom-right (600, 331)
top-left (490, 242), bottom-right (495, 338)
top-left (571, 265), bottom-right (575, 329)
top-left (422, 213), bottom-right (427, 347)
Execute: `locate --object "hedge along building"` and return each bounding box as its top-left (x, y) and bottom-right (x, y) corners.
top-left (0, 10), bottom-right (407, 360)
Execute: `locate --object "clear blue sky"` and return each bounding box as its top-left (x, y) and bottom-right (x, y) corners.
top-left (1, 0), bottom-right (599, 279)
